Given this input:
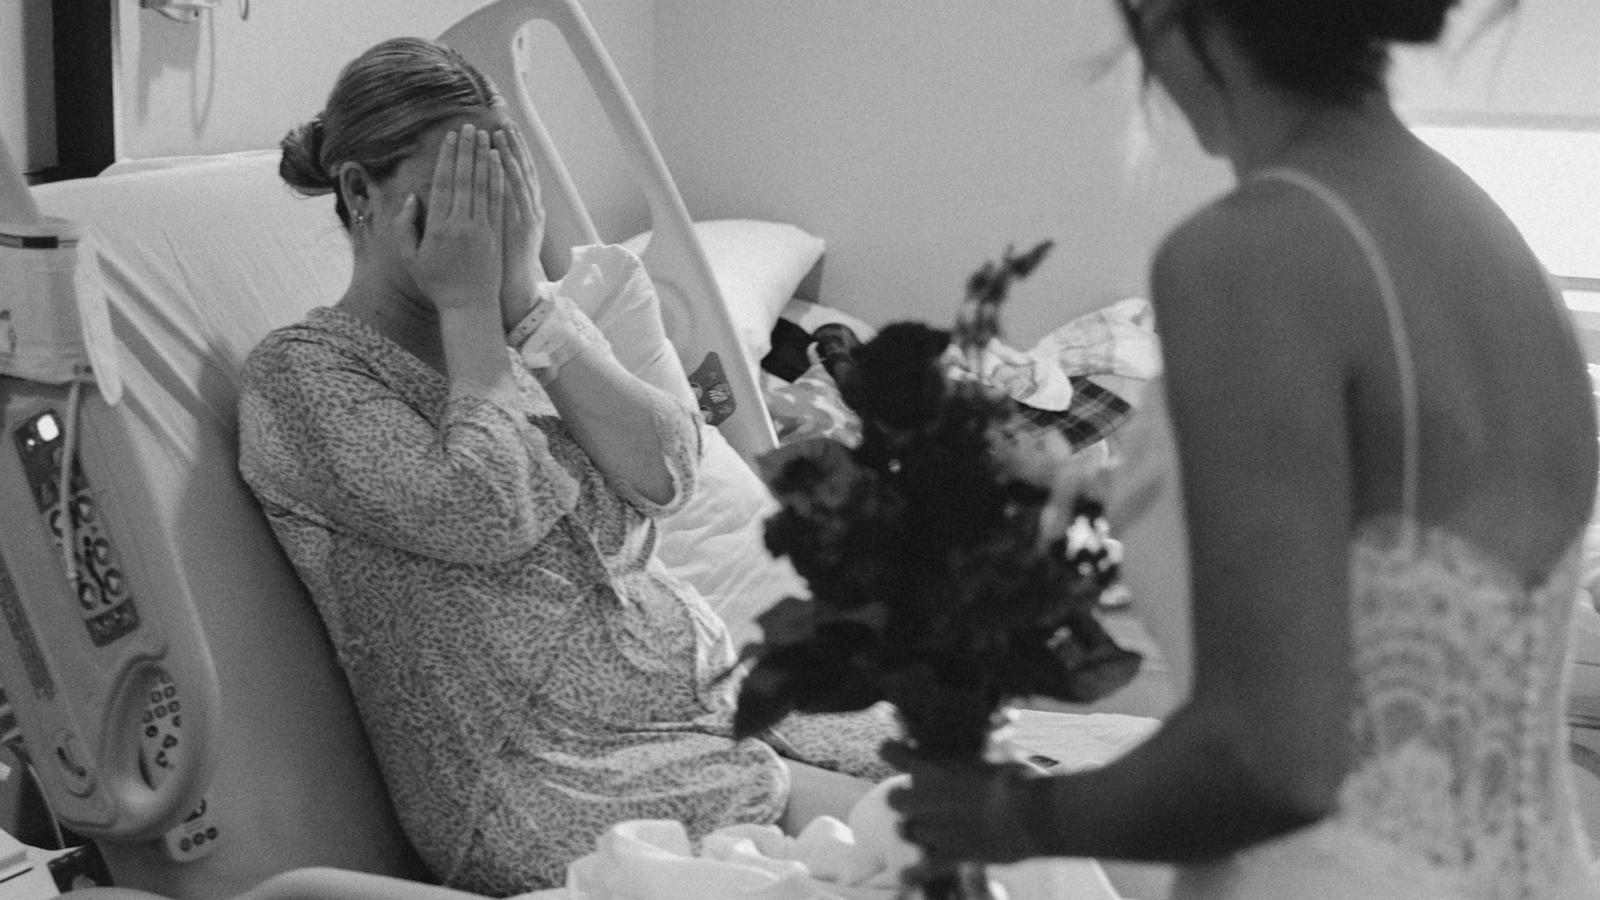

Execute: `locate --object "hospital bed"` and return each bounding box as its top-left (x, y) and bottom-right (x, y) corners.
top-left (0, 2), bottom-right (824, 896)
top-left (0, 1), bottom-right (1596, 898)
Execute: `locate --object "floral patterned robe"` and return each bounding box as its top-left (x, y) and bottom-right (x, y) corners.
top-left (238, 306), bottom-right (892, 895)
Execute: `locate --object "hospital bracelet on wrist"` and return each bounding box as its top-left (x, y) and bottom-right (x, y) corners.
top-left (504, 284), bottom-right (557, 348)
top-left (509, 290), bottom-right (612, 379)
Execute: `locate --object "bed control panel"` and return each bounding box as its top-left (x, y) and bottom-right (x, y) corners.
top-left (138, 670), bottom-right (182, 785)
top-left (161, 796), bottom-right (218, 862)
top-left (13, 411), bottom-right (143, 649)
top-left (135, 671), bottom-right (218, 860)
top-left (0, 389), bottom-right (221, 844)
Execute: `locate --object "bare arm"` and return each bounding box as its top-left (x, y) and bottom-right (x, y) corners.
top-left (536, 326), bottom-right (699, 512)
top-left (492, 125), bottom-right (696, 511)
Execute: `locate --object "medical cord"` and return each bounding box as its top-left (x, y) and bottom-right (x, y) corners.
top-left (0, 691), bottom-right (68, 851)
top-left (8, 746), bottom-right (68, 851)
top-left (57, 376), bottom-right (85, 599)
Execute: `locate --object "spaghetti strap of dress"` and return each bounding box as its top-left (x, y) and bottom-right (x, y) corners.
top-left (1251, 166), bottom-right (1420, 524)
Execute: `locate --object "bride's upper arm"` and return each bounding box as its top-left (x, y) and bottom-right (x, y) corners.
top-left (1147, 200), bottom-right (1361, 812)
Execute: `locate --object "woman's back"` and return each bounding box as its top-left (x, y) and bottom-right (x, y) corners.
top-left (1232, 125), bottom-right (1595, 566)
top-left (1324, 132), bottom-right (1591, 564)
top-left (873, 4), bottom-right (1600, 890)
top-left (1172, 125), bottom-right (1600, 899)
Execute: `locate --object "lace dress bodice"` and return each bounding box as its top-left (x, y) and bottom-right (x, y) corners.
top-left (1338, 520), bottom-right (1593, 896)
top-left (1173, 169), bottom-right (1599, 899)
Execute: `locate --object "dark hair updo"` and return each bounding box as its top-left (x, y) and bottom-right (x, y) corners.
top-left (1123, 0), bottom-right (1515, 105)
top-left (279, 37), bottom-right (500, 228)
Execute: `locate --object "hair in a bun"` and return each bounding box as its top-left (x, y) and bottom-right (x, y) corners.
top-left (281, 38), bottom-right (500, 228)
top-left (1123, 0), bottom-right (1514, 105)
top-left (279, 116), bottom-right (336, 196)
top-left (1361, 0), bottom-right (1460, 43)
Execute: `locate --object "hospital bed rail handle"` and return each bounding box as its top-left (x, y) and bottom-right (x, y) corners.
top-left (442, 0), bottom-right (780, 468)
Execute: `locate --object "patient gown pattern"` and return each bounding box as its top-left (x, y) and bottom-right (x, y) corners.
top-left (238, 306), bottom-right (893, 895)
top-left (1172, 169), bottom-right (1599, 899)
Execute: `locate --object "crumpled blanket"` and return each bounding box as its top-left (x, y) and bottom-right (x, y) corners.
top-left (552, 711), bottom-right (1157, 900)
top-left (1031, 296), bottom-right (1161, 385)
top-left (564, 816), bottom-right (888, 900)
top-left (763, 297), bottom-right (1161, 452)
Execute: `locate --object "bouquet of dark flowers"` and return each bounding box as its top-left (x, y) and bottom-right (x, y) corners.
top-left (733, 241), bottom-right (1142, 899)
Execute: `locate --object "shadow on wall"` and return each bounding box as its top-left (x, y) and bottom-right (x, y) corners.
top-left (18, 0), bottom-right (56, 169)
top-left (132, 7), bottom-right (216, 141)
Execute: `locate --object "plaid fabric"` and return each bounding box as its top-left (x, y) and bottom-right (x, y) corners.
top-left (1014, 376), bottom-right (1133, 450)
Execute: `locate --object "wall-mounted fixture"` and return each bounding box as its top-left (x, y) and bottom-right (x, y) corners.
top-left (139, 0), bottom-right (249, 24)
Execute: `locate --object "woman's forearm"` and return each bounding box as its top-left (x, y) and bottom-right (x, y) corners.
top-left (1012, 703), bottom-right (1329, 863)
top-left (539, 346), bottom-right (697, 508)
top-left (438, 302), bottom-right (521, 407)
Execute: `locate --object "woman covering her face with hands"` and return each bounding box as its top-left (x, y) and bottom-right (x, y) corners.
top-left (239, 37), bottom-right (893, 896)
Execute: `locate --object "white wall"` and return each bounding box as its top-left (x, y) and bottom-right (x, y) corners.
top-left (1393, 0), bottom-right (1600, 124)
top-left (112, 0), bottom-right (659, 239)
top-left (1, 0), bottom-right (56, 174)
top-left (652, 0), bottom-right (1230, 347)
top-left (31, 0), bottom-right (1599, 343)
top-left (649, 0), bottom-right (1599, 346)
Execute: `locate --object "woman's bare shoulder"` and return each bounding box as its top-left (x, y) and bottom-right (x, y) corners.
top-left (1150, 182), bottom-right (1369, 343)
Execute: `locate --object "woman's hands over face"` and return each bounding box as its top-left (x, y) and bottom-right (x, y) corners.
top-left (493, 125), bottom-right (547, 329)
top-left (398, 123), bottom-right (505, 313)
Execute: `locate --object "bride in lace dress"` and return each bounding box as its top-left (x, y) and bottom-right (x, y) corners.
top-left (884, 1), bottom-right (1600, 897)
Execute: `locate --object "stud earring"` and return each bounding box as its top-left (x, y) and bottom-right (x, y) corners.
top-left (352, 209), bottom-right (369, 228)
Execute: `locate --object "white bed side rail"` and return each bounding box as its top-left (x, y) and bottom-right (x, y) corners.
top-left (441, 0), bottom-right (779, 466)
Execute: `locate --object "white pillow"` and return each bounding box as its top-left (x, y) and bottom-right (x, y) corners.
top-left (653, 438), bottom-right (807, 650)
top-left (620, 219), bottom-right (826, 363)
top-left (559, 243), bottom-right (807, 646)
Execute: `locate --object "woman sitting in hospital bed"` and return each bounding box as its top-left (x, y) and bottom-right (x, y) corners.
top-left (235, 37), bottom-right (894, 896)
